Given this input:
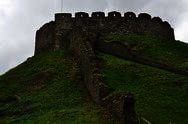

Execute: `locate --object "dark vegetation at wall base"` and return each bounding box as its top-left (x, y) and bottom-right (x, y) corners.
top-left (0, 11), bottom-right (188, 123)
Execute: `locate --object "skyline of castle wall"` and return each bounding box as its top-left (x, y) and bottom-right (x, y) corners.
top-left (35, 11), bottom-right (175, 54)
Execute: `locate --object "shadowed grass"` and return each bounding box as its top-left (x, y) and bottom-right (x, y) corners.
top-left (102, 34), bottom-right (188, 70)
top-left (0, 50), bottom-right (107, 124)
top-left (99, 53), bottom-right (188, 124)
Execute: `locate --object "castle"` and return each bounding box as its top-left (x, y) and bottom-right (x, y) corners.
top-left (35, 11), bottom-right (175, 54)
top-left (34, 11), bottom-right (175, 124)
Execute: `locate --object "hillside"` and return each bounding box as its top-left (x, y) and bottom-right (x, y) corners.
top-left (97, 35), bottom-right (188, 123)
top-left (99, 53), bottom-right (188, 124)
top-left (100, 34), bottom-right (188, 71)
top-left (0, 51), bottom-right (112, 124)
top-left (0, 35), bottom-right (188, 123)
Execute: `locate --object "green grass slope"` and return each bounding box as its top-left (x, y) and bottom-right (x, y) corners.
top-left (102, 34), bottom-right (188, 70)
top-left (99, 53), bottom-right (188, 124)
top-left (0, 34), bottom-right (188, 124)
top-left (0, 51), bottom-right (107, 124)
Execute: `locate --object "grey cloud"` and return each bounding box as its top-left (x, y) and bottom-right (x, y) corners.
top-left (105, 0), bottom-right (187, 26)
top-left (64, 0), bottom-right (108, 12)
top-left (0, 0), bottom-right (56, 74)
top-left (106, 0), bottom-right (148, 10)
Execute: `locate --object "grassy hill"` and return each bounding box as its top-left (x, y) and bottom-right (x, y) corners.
top-left (99, 53), bottom-right (188, 124)
top-left (99, 34), bottom-right (188, 123)
top-left (102, 34), bottom-right (188, 70)
top-left (0, 35), bottom-right (188, 124)
top-left (0, 51), bottom-right (109, 124)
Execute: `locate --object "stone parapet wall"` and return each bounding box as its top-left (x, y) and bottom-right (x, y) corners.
top-left (35, 11), bottom-right (175, 55)
top-left (55, 11), bottom-right (175, 40)
top-left (35, 21), bottom-right (55, 54)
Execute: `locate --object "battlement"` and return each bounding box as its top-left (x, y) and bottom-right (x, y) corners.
top-left (35, 11), bottom-right (175, 54)
top-left (55, 11), bottom-right (153, 20)
top-left (54, 11), bottom-right (174, 39)
top-left (55, 13), bottom-right (72, 21)
top-left (54, 11), bottom-right (171, 28)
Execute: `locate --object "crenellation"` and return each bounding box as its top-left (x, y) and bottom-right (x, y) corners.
top-left (138, 13), bottom-right (152, 20)
top-left (35, 11), bottom-right (175, 54)
top-left (124, 12), bottom-right (136, 20)
top-left (35, 21), bottom-right (55, 54)
top-left (163, 21), bottom-right (171, 28)
top-left (152, 17), bottom-right (163, 23)
top-left (55, 13), bottom-right (73, 30)
top-left (91, 12), bottom-right (105, 19)
top-left (75, 12), bottom-right (89, 18)
top-left (137, 13), bottom-right (152, 35)
top-left (55, 13), bottom-right (72, 21)
top-left (108, 11), bottom-right (122, 18)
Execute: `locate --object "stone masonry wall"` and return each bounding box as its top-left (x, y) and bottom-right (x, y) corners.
top-left (68, 27), bottom-right (138, 123)
top-left (35, 11), bottom-right (175, 54)
top-left (35, 21), bottom-right (55, 54)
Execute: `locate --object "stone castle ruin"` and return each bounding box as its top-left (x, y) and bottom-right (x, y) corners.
top-left (35, 11), bottom-right (176, 124)
top-left (35, 11), bottom-right (175, 54)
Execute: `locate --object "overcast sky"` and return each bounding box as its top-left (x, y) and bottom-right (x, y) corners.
top-left (0, 0), bottom-right (188, 74)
